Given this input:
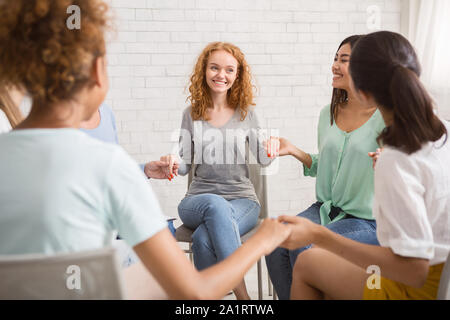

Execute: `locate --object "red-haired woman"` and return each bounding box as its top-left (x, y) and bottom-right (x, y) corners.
top-left (162, 42), bottom-right (273, 299)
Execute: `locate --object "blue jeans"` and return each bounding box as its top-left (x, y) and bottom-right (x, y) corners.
top-left (178, 193), bottom-right (260, 270)
top-left (265, 202), bottom-right (379, 300)
top-left (167, 219), bottom-right (176, 237)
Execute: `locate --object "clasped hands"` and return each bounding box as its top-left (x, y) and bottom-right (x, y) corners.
top-left (264, 136), bottom-right (384, 168)
top-left (143, 154), bottom-right (179, 180)
top-left (256, 214), bottom-right (322, 255)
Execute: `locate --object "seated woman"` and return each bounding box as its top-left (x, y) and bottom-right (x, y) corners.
top-left (278, 31), bottom-right (450, 300)
top-left (162, 42), bottom-right (273, 300)
top-left (0, 0), bottom-right (290, 300)
top-left (265, 35), bottom-right (385, 300)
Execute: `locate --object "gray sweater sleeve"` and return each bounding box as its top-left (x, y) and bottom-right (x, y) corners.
top-left (177, 107), bottom-right (193, 176)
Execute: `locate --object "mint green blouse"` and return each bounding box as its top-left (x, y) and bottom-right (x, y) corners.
top-left (304, 105), bottom-right (386, 225)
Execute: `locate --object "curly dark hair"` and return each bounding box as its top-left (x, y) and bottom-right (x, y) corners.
top-left (0, 0), bottom-right (110, 106)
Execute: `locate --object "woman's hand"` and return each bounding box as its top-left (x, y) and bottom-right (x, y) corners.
top-left (159, 154), bottom-right (179, 181)
top-left (144, 154), bottom-right (179, 180)
top-left (368, 147), bottom-right (383, 169)
top-left (263, 137), bottom-right (294, 159)
top-left (144, 161), bottom-right (170, 180)
top-left (277, 215), bottom-right (321, 250)
top-left (253, 218), bottom-right (292, 256)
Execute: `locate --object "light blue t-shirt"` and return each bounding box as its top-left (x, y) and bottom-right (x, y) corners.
top-left (80, 103), bottom-right (147, 173)
top-left (0, 129), bottom-right (167, 255)
top-left (79, 103), bottom-right (118, 144)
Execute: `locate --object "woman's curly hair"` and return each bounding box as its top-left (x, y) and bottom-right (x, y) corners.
top-left (0, 0), bottom-right (109, 106)
top-left (188, 42), bottom-right (256, 121)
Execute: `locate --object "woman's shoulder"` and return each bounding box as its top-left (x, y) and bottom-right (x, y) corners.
top-left (319, 104), bottom-right (331, 117)
top-left (99, 102), bottom-right (117, 125)
top-left (180, 105), bottom-right (194, 130)
top-left (376, 145), bottom-right (419, 176)
top-left (183, 105), bottom-right (195, 121)
top-left (372, 108), bottom-right (386, 129)
top-left (244, 106), bottom-right (257, 119)
top-left (182, 105), bottom-right (193, 117)
top-left (318, 104), bottom-right (331, 124)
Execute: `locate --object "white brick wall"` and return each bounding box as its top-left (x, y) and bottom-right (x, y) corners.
top-left (104, 0), bottom-right (402, 218)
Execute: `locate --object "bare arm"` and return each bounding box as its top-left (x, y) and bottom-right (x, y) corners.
top-left (279, 215), bottom-right (429, 288)
top-left (133, 219), bottom-right (291, 300)
top-left (265, 137), bottom-right (313, 169)
top-left (289, 145), bottom-right (312, 169)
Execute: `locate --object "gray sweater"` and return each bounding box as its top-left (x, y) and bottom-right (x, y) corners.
top-left (178, 106), bottom-right (272, 204)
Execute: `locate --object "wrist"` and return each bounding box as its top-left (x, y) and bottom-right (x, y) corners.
top-left (243, 236), bottom-right (269, 258)
top-left (287, 145), bottom-right (298, 156)
top-left (312, 224), bottom-right (327, 247)
top-left (290, 146), bottom-right (303, 159)
top-left (246, 230), bottom-right (270, 256)
top-left (286, 145), bottom-right (293, 156)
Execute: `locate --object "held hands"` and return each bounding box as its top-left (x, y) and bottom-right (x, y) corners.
top-left (276, 215), bottom-right (320, 250)
top-left (368, 147), bottom-right (383, 169)
top-left (255, 218), bottom-right (292, 256)
top-left (144, 154), bottom-right (179, 180)
top-left (263, 137), bottom-right (293, 159)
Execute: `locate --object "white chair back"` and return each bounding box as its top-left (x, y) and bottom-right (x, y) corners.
top-left (437, 252), bottom-right (450, 300)
top-left (0, 247), bottom-right (126, 299)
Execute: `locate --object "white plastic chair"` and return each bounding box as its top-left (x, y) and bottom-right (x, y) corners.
top-left (0, 247), bottom-right (126, 299)
top-left (437, 252), bottom-right (450, 300)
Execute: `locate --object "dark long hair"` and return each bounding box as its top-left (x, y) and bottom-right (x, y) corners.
top-left (349, 31), bottom-right (447, 154)
top-left (330, 35), bottom-right (362, 125)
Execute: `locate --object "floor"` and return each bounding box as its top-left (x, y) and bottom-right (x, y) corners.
top-left (173, 218), bottom-right (278, 300)
top-left (178, 243), bottom-right (277, 300)
top-left (221, 259), bottom-right (277, 301)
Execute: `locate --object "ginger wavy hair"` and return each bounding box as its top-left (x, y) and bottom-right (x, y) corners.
top-left (188, 42), bottom-right (256, 121)
top-left (0, 0), bottom-right (109, 106)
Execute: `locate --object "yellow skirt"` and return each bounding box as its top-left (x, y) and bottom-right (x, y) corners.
top-left (363, 263), bottom-right (444, 300)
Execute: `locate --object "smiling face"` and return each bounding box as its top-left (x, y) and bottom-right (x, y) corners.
top-left (331, 43), bottom-right (352, 91)
top-left (205, 50), bottom-right (238, 96)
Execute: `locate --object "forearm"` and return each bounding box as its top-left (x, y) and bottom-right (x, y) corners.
top-left (314, 226), bottom-right (429, 287)
top-left (290, 146), bottom-right (312, 169)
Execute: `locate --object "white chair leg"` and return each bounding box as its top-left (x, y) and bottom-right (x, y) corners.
top-left (188, 243), bottom-right (193, 263)
top-left (257, 259), bottom-right (262, 300)
top-left (268, 273), bottom-right (273, 296)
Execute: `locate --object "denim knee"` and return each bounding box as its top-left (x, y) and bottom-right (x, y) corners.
top-left (178, 194), bottom-right (231, 222)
